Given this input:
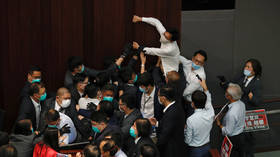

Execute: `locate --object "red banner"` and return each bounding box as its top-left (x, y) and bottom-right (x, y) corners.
top-left (244, 109), bottom-right (269, 132)
top-left (221, 136), bottom-right (233, 157)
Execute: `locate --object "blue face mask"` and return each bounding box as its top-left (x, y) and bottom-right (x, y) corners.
top-left (92, 126), bottom-right (100, 133)
top-left (129, 127), bottom-right (137, 138)
top-left (103, 96), bottom-right (113, 102)
top-left (133, 74), bottom-right (138, 83)
top-left (32, 78), bottom-right (41, 83)
top-left (79, 65), bottom-right (85, 73)
top-left (139, 87), bottom-right (146, 93)
top-left (48, 125), bottom-right (57, 128)
top-left (40, 93), bottom-right (47, 101)
top-left (243, 69), bottom-right (251, 76)
top-left (192, 62), bottom-right (201, 70)
top-left (31, 128), bottom-right (34, 133)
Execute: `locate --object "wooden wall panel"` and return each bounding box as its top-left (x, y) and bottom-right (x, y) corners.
top-left (0, 0), bottom-right (181, 132)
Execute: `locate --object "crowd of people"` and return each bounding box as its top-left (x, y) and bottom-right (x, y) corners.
top-left (0, 15), bottom-right (262, 157)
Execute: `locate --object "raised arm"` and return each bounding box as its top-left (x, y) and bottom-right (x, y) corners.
top-left (133, 15), bottom-right (166, 35)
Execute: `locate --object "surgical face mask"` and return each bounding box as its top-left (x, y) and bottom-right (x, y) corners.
top-left (61, 99), bottom-right (71, 108)
top-left (129, 127), bottom-right (137, 138)
top-left (158, 96), bottom-right (163, 105)
top-left (40, 93), bottom-right (47, 101)
top-left (31, 128), bottom-right (34, 133)
top-left (243, 69), bottom-right (251, 77)
top-left (119, 105), bottom-right (124, 112)
top-left (133, 74), bottom-right (138, 83)
top-left (103, 96), bottom-right (113, 102)
top-left (192, 62), bottom-right (201, 70)
top-left (48, 125), bottom-right (57, 128)
top-left (92, 126), bottom-right (100, 133)
top-left (79, 65), bottom-right (85, 73)
top-left (139, 87), bottom-right (146, 93)
top-left (32, 78), bottom-right (41, 83)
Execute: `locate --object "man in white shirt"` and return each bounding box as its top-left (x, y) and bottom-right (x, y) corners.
top-left (132, 15), bottom-right (180, 76)
top-left (216, 83), bottom-right (246, 157)
top-left (179, 50), bottom-right (207, 102)
top-left (184, 80), bottom-right (214, 157)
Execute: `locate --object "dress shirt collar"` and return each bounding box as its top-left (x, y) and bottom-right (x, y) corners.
top-left (31, 97), bottom-right (40, 107)
top-left (135, 137), bottom-right (141, 144)
top-left (55, 101), bottom-right (61, 111)
top-left (163, 101), bottom-right (175, 113)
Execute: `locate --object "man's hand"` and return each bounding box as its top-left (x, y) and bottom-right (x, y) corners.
top-left (115, 57), bottom-right (124, 66)
top-left (156, 57), bottom-right (161, 67)
top-left (149, 118), bottom-right (157, 126)
top-left (60, 124), bottom-right (71, 135)
top-left (248, 92), bottom-right (253, 100)
top-left (199, 79), bottom-right (208, 91)
top-left (132, 15), bottom-right (142, 23)
top-left (132, 41), bottom-right (140, 49)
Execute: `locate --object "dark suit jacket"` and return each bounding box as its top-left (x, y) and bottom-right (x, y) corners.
top-left (136, 87), bottom-right (164, 121)
top-left (156, 102), bottom-right (187, 157)
top-left (64, 63), bottom-right (118, 88)
top-left (92, 124), bottom-right (121, 146)
top-left (40, 97), bottom-right (91, 139)
top-left (17, 97), bottom-right (39, 130)
top-left (20, 82), bottom-right (31, 101)
top-left (128, 137), bottom-right (160, 157)
top-left (120, 109), bottom-right (143, 139)
top-left (222, 75), bottom-right (262, 110)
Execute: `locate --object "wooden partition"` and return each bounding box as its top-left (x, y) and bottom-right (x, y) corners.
top-left (0, 0), bottom-right (181, 131)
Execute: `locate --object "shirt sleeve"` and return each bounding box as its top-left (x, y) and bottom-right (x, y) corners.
top-left (183, 78), bottom-right (201, 98)
top-left (144, 45), bottom-right (175, 57)
top-left (179, 55), bottom-right (192, 69)
top-left (222, 113), bottom-right (235, 136)
top-left (204, 91), bottom-right (214, 111)
top-left (184, 119), bottom-right (193, 145)
top-left (142, 17), bottom-right (166, 35)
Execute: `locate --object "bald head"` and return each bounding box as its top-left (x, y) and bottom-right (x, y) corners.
top-left (56, 87), bottom-right (70, 97)
top-left (166, 71), bottom-right (180, 83)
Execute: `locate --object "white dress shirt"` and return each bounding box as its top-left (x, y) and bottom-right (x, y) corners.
top-left (179, 55), bottom-right (206, 101)
top-left (31, 97), bottom-right (41, 128)
top-left (78, 97), bottom-right (99, 110)
top-left (140, 87), bottom-right (155, 118)
top-left (142, 17), bottom-right (180, 75)
top-left (58, 113), bottom-right (77, 144)
top-left (244, 76), bottom-right (254, 87)
top-left (115, 149), bottom-right (127, 157)
top-left (55, 101), bottom-right (65, 114)
top-left (163, 101), bottom-right (175, 113)
top-left (184, 91), bottom-right (214, 147)
top-left (222, 100), bottom-right (246, 136)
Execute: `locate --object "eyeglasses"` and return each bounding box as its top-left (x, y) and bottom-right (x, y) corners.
top-left (193, 58), bottom-right (204, 66)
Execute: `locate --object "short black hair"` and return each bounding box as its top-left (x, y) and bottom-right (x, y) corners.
top-left (166, 27), bottom-right (179, 41)
top-left (101, 138), bottom-right (118, 156)
top-left (193, 50), bottom-right (207, 62)
top-left (95, 72), bottom-right (110, 88)
top-left (73, 73), bottom-right (87, 85)
top-left (85, 84), bottom-right (99, 98)
top-left (119, 94), bottom-right (136, 109)
top-left (0, 144), bottom-right (17, 157)
top-left (245, 58), bottom-right (262, 77)
top-left (159, 85), bottom-right (175, 102)
top-left (99, 100), bottom-right (114, 118)
top-left (29, 82), bottom-right (45, 96)
top-left (135, 118), bottom-right (151, 137)
top-left (191, 90), bottom-right (207, 109)
top-left (83, 144), bottom-right (101, 157)
top-left (119, 67), bottom-right (134, 83)
top-left (46, 109), bottom-right (60, 123)
top-left (14, 119), bottom-right (33, 136)
top-left (140, 144), bottom-right (157, 157)
top-left (28, 66), bottom-right (41, 75)
top-left (91, 111), bottom-right (108, 124)
top-left (68, 56), bottom-right (83, 72)
top-left (137, 72), bottom-right (154, 87)
top-left (101, 84), bottom-right (115, 93)
top-left (104, 131), bottom-right (123, 148)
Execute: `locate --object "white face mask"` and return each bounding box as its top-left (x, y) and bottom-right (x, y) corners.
top-left (158, 97), bottom-right (163, 105)
top-left (61, 99), bottom-right (71, 108)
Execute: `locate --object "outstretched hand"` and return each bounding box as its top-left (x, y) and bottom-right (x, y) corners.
top-left (199, 79), bottom-right (208, 91)
top-left (132, 15), bottom-right (142, 23)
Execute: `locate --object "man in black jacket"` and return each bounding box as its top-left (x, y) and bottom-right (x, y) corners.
top-left (18, 82), bottom-right (46, 130)
top-left (149, 85), bottom-right (187, 157)
top-left (40, 87), bottom-right (91, 141)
